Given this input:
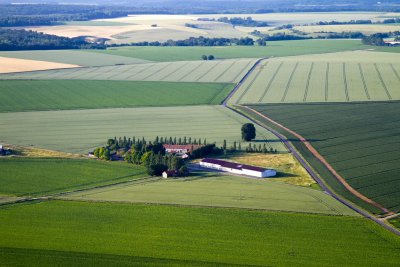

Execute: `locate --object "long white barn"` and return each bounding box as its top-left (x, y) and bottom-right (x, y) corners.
top-left (200, 158), bottom-right (276, 178)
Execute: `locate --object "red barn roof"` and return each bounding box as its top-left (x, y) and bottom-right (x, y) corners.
top-left (163, 144), bottom-right (203, 152)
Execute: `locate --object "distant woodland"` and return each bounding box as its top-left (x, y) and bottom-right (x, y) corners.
top-left (0, 29), bottom-right (105, 50)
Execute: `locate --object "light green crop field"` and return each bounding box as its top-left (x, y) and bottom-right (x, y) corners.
top-left (0, 158), bottom-right (146, 196)
top-left (0, 105), bottom-right (287, 153)
top-left (230, 51), bottom-right (400, 104)
top-left (65, 174), bottom-right (356, 216)
top-left (93, 39), bottom-right (366, 61)
top-left (0, 50), bottom-right (149, 67)
top-left (0, 80), bottom-right (233, 112)
top-left (0, 201), bottom-right (399, 267)
top-left (0, 58), bottom-right (256, 84)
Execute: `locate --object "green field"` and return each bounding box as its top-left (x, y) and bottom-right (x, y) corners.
top-left (0, 158), bottom-right (146, 196)
top-left (0, 201), bottom-right (398, 266)
top-left (0, 80), bottom-right (233, 112)
top-left (94, 39), bottom-right (366, 61)
top-left (0, 105), bottom-right (287, 153)
top-left (65, 174), bottom-right (356, 215)
top-left (230, 51), bottom-right (400, 104)
top-left (0, 50), bottom-right (149, 67)
top-left (0, 58), bottom-right (256, 83)
top-left (247, 102), bottom-right (400, 213)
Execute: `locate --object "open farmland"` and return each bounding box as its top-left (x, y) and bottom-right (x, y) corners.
top-left (295, 24), bottom-right (400, 34)
top-left (0, 50), bottom-right (149, 67)
top-left (0, 58), bottom-right (256, 84)
top-left (248, 102), bottom-right (400, 213)
top-left (0, 56), bottom-right (79, 74)
top-left (0, 201), bottom-right (399, 267)
top-left (94, 39), bottom-right (366, 61)
top-left (0, 105), bottom-right (287, 153)
top-left (0, 158), bottom-right (146, 196)
top-left (65, 174), bottom-right (355, 215)
top-left (0, 80), bottom-right (233, 112)
top-left (230, 51), bottom-right (400, 104)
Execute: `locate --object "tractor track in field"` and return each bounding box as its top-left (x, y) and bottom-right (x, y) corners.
top-left (222, 58), bottom-right (400, 236)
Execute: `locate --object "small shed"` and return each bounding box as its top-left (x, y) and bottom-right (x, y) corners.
top-left (162, 170), bottom-right (178, 178)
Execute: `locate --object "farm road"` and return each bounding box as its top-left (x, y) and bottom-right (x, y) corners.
top-left (221, 58), bottom-right (400, 236)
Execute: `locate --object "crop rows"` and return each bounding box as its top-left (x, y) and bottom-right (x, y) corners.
top-left (251, 102), bottom-right (400, 212)
top-left (230, 60), bottom-right (400, 104)
top-left (0, 59), bottom-right (256, 84)
top-left (0, 105), bottom-right (287, 154)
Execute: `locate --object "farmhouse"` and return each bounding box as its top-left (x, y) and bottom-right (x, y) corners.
top-left (163, 144), bottom-right (203, 154)
top-left (200, 158), bottom-right (276, 178)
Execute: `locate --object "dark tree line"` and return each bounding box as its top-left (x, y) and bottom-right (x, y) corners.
top-left (112, 36), bottom-right (254, 47)
top-left (216, 17), bottom-right (268, 27)
top-left (0, 29), bottom-right (105, 51)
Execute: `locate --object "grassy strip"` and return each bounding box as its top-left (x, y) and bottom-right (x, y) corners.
top-left (0, 201), bottom-right (399, 266)
top-left (0, 80), bottom-right (234, 112)
top-left (0, 158), bottom-right (146, 196)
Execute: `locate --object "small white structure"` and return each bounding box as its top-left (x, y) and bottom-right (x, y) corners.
top-left (200, 158), bottom-right (276, 178)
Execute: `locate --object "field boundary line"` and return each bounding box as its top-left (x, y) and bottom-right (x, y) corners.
top-left (230, 105), bottom-right (400, 236)
top-left (281, 62), bottom-right (298, 102)
top-left (325, 63), bottom-right (330, 101)
top-left (358, 63), bottom-right (370, 100)
top-left (240, 106), bottom-right (391, 214)
top-left (222, 57), bottom-right (268, 106)
top-left (231, 59), bottom-right (257, 83)
top-left (303, 62), bottom-right (314, 102)
top-left (343, 63), bottom-right (349, 102)
top-left (177, 61), bottom-right (205, 82)
top-left (258, 62), bottom-right (283, 102)
top-left (374, 63), bottom-right (392, 100)
top-left (125, 63), bottom-right (156, 79)
top-left (235, 62), bottom-right (267, 104)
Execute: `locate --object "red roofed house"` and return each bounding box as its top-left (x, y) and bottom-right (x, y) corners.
top-left (200, 158), bottom-right (276, 178)
top-left (163, 144), bottom-right (203, 154)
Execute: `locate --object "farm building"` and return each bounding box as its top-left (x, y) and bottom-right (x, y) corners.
top-left (163, 144), bottom-right (203, 154)
top-left (200, 158), bottom-right (276, 178)
top-left (162, 170), bottom-right (178, 178)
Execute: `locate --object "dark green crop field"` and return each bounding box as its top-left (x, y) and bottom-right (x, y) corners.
top-left (94, 39), bottom-right (366, 62)
top-left (0, 80), bottom-right (233, 112)
top-left (0, 201), bottom-right (398, 267)
top-left (0, 158), bottom-right (146, 196)
top-left (248, 102), bottom-right (400, 214)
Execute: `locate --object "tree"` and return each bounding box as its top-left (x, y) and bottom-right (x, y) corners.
top-left (201, 55), bottom-right (208, 60)
top-left (147, 163), bottom-right (168, 176)
top-left (208, 55), bottom-right (215, 60)
top-left (241, 123), bottom-right (256, 141)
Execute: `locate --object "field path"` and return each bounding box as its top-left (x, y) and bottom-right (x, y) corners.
top-left (221, 57), bottom-right (400, 236)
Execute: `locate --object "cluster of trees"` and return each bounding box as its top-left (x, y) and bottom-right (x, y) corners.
top-left (217, 17), bottom-right (268, 27)
top-left (202, 55), bottom-right (215, 60)
top-left (315, 20), bottom-right (373, 26)
top-left (121, 36), bottom-right (255, 47)
top-left (0, 29), bottom-right (105, 51)
top-left (245, 143), bottom-right (278, 154)
top-left (361, 33), bottom-right (387, 46)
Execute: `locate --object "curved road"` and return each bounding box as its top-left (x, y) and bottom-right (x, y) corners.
top-left (222, 58), bottom-right (400, 236)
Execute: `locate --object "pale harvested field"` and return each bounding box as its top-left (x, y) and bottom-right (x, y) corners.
top-left (230, 51), bottom-right (400, 104)
top-left (296, 24), bottom-right (400, 34)
top-left (0, 56), bottom-right (79, 74)
top-left (25, 24), bottom-right (155, 39)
